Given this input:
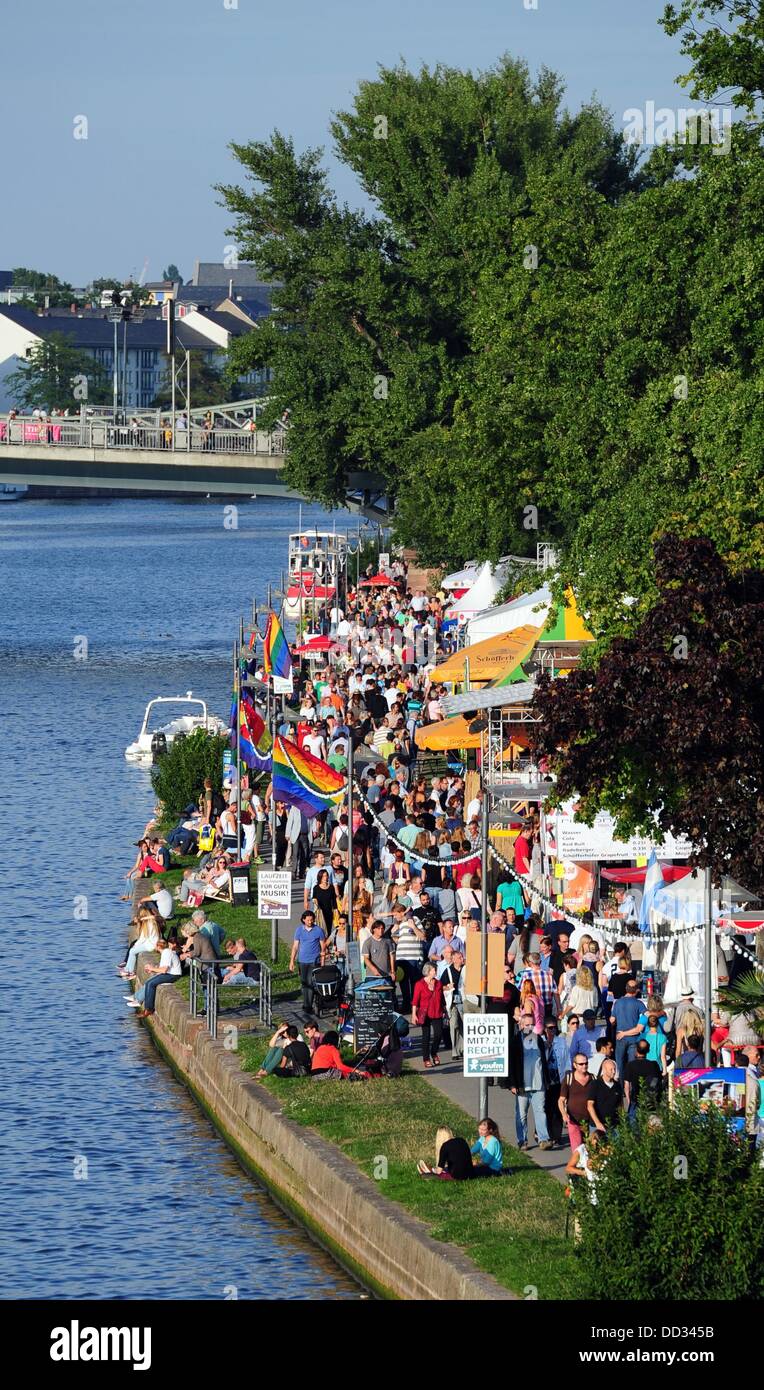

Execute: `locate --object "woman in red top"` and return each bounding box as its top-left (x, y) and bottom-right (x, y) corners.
top-left (412, 963), bottom-right (446, 1068)
top-left (311, 1030), bottom-right (359, 1078)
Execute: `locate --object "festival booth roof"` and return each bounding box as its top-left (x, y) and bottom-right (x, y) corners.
top-left (467, 585), bottom-right (552, 643)
top-left (430, 624), bottom-right (542, 685)
top-left (442, 563), bottom-right (479, 592)
top-left (445, 562), bottom-right (505, 619)
top-left (415, 713), bottom-right (483, 750)
top-left (441, 680), bottom-right (537, 717)
top-left (538, 590), bottom-right (595, 644)
top-left (650, 870), bottom-right (759, 930)
top-left (602, 865), bottom-right (691, 885)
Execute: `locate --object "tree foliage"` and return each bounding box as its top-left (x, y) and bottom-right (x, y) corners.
top-left (574, 1095), bottom-right (764, 1300)
top-left (150, 729), bottom-right (226, 819)
top-left (6, 333), bottom-right (110, 412)
top-left (216, 21), bottom-right (764, 639)
top-left (532, 536), bottom-right (764, 891)
top-left (661, 0), bottom-right (764, 113)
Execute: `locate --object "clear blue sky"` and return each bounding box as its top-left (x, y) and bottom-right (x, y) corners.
top-left (1, 0), bottom-right (689, 286)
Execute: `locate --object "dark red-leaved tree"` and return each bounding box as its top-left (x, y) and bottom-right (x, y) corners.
top-left (533, 536), bottom-right (764, 891)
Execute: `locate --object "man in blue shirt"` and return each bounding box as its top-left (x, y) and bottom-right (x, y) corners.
top-left (612, 980), bottom-right (648, 1079)
top-left (569, 1010), bottom-right (606, 1064)
top-left (289, 910), bottom-right (327, 1015)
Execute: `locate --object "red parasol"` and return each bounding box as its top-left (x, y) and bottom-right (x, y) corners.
top-left (293, 635), bottom-right (339, 654)
top-left (359, 573), bottom-right (396, 587)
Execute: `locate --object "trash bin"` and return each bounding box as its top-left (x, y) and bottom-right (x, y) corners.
top-left (229, 861), bottom-right (251, 907)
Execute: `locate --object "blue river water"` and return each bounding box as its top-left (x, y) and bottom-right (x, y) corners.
top-left (0, 496), bottom-right (361, 1300)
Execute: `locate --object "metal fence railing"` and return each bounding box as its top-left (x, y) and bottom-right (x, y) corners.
top-left (0, 413), bottom-right (286, 457)
top-left (189, 958), bottom-right (272, 1040)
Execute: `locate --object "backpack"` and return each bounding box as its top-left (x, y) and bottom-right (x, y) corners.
top-left (197, 823), bottom-right (215, 853)
top-left (335, 828), bottom-right (349, 852)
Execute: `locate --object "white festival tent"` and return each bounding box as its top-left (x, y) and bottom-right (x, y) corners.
top-left (646, 872), bottom-right (759, 1009)
top-left (445, 561), bottom-right (505, 621)
top-left (467, 584), bottom-right (552, 643)
top-left (442, 562), bottom-right (479, 592)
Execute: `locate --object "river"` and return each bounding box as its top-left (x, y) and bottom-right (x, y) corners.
top-left (0, 496), bottom-right (362, 1300)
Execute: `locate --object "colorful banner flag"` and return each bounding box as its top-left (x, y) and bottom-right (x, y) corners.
top-left (272, 734), bottom-right (345, 818)
top-left (230, 690), bottom-right (272, 770)
top-left (263, 611), bottom-right (292, 681)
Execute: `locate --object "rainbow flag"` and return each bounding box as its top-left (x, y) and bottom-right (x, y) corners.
top-left (272, 734), bottom-right (345, 817)
top-left (263, 611), bottom-right (292, 681)
top-left (230, 691), bottom-right (272, 770)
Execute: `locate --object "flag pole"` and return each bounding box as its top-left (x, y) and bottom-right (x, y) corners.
top-left (270, 689), bottom-right (278, 964)
top-left (346, 734), bottom-right (354, 945)
top-left (236, 621), bottom-right (243, 861)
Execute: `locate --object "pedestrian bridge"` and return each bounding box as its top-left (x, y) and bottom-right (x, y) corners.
top-left (0, 400), bottom-right (390, 517)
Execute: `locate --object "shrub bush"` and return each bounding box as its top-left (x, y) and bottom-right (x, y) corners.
top-left (574, 1095), bottom-right (764, 1300)
top-left (150, 729), bottom-right (227, 819)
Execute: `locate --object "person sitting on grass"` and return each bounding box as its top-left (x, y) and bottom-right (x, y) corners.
top-left (416, 1126), bottom-right (474, 1180)
top-left (303, 1019), bottom-right (325, 1053)
top-left (220, 937), bottom-right (259, 985)
top-left (117, 909), bottom-right (160, 980)
top-left (311, 1030), bottom-right (370, 1080)
top-left (126, 936), bottom-right (182, 1016)
top-left (125, 837), bottom-right (169, 882)
top-left (470, 1117), bottom-right (504, 1176)
top-left (257, 1023), bottom-right (312, 1077)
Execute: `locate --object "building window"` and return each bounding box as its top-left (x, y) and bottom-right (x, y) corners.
top-left (139, 349), bottom-right (157, 368)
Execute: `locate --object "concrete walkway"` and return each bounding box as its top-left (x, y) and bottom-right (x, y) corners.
top-left (270, 866), bottom-right (571, 1184)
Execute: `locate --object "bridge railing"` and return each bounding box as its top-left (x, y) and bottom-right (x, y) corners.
top-left (0, 413), bottom-right (286, 457)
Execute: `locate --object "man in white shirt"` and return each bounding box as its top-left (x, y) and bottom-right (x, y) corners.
top-left (466, 791), bottom-right (482, 823)
top-left (303, 725), bottom-right (327, 760)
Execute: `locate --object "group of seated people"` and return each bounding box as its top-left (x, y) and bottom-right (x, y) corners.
top-left (256, 1021), bottom-right (373, 1081)
top-left (117, 892), bottom-right (259, 1017)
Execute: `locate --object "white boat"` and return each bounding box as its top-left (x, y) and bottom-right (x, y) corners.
top-left (125, 692), bottom-right (227, 762)
top-left (0, 483), bottom-right (28, 501)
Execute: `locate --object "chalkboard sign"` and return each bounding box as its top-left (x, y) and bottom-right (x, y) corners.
top-left (354, 984), bottom-right (395, 1051)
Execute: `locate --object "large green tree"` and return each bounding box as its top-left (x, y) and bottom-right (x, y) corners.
top-left (218, 58), bottom-right (638, 551)
top-left (6, 333), bottom-right (110, 412)
top-left (532, 536), bottom-right (764, 891)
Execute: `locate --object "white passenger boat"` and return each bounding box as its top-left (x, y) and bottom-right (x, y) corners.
top-left (125, 693), bottom-right (227, 762)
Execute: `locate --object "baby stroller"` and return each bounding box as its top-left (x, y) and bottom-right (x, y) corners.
top-left (350, 1017), bottom-right (407, 1078)
top-left (311, 962), bottom-right (345, 1017)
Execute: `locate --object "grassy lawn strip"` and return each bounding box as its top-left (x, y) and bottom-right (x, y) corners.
top-left (238, 1034), bottom-right (581, 1300)
top-left (137, 859), bottom-right (295, 1001)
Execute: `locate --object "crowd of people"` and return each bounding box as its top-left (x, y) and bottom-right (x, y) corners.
top-left (121, 555), bottom-right (764, 1170)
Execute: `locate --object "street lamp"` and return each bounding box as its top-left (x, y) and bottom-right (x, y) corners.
top-left (469, 714), bottom-right (491, 1120)
top-left (107, 294), bottom-right (144, 417)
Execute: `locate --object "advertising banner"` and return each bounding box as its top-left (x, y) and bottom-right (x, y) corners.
top-left (257, 871), bottom-right (292, 918)
top-left (552, 805), bottom-right (692, 862)
top-left (463, 1014), bottom-right (510, 1077)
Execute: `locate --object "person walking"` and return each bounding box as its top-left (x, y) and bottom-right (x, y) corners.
top-left (289, 910), bottom-right (327, 1016)
top-left (559, 1052), bottom-right (595, 1151)
top-left (412, 962), bottom-right (445, 1068)
top-left (510, 1011), bottom-right (555, 1150)
top-left (612, 979), bottom-right (648, 1078)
